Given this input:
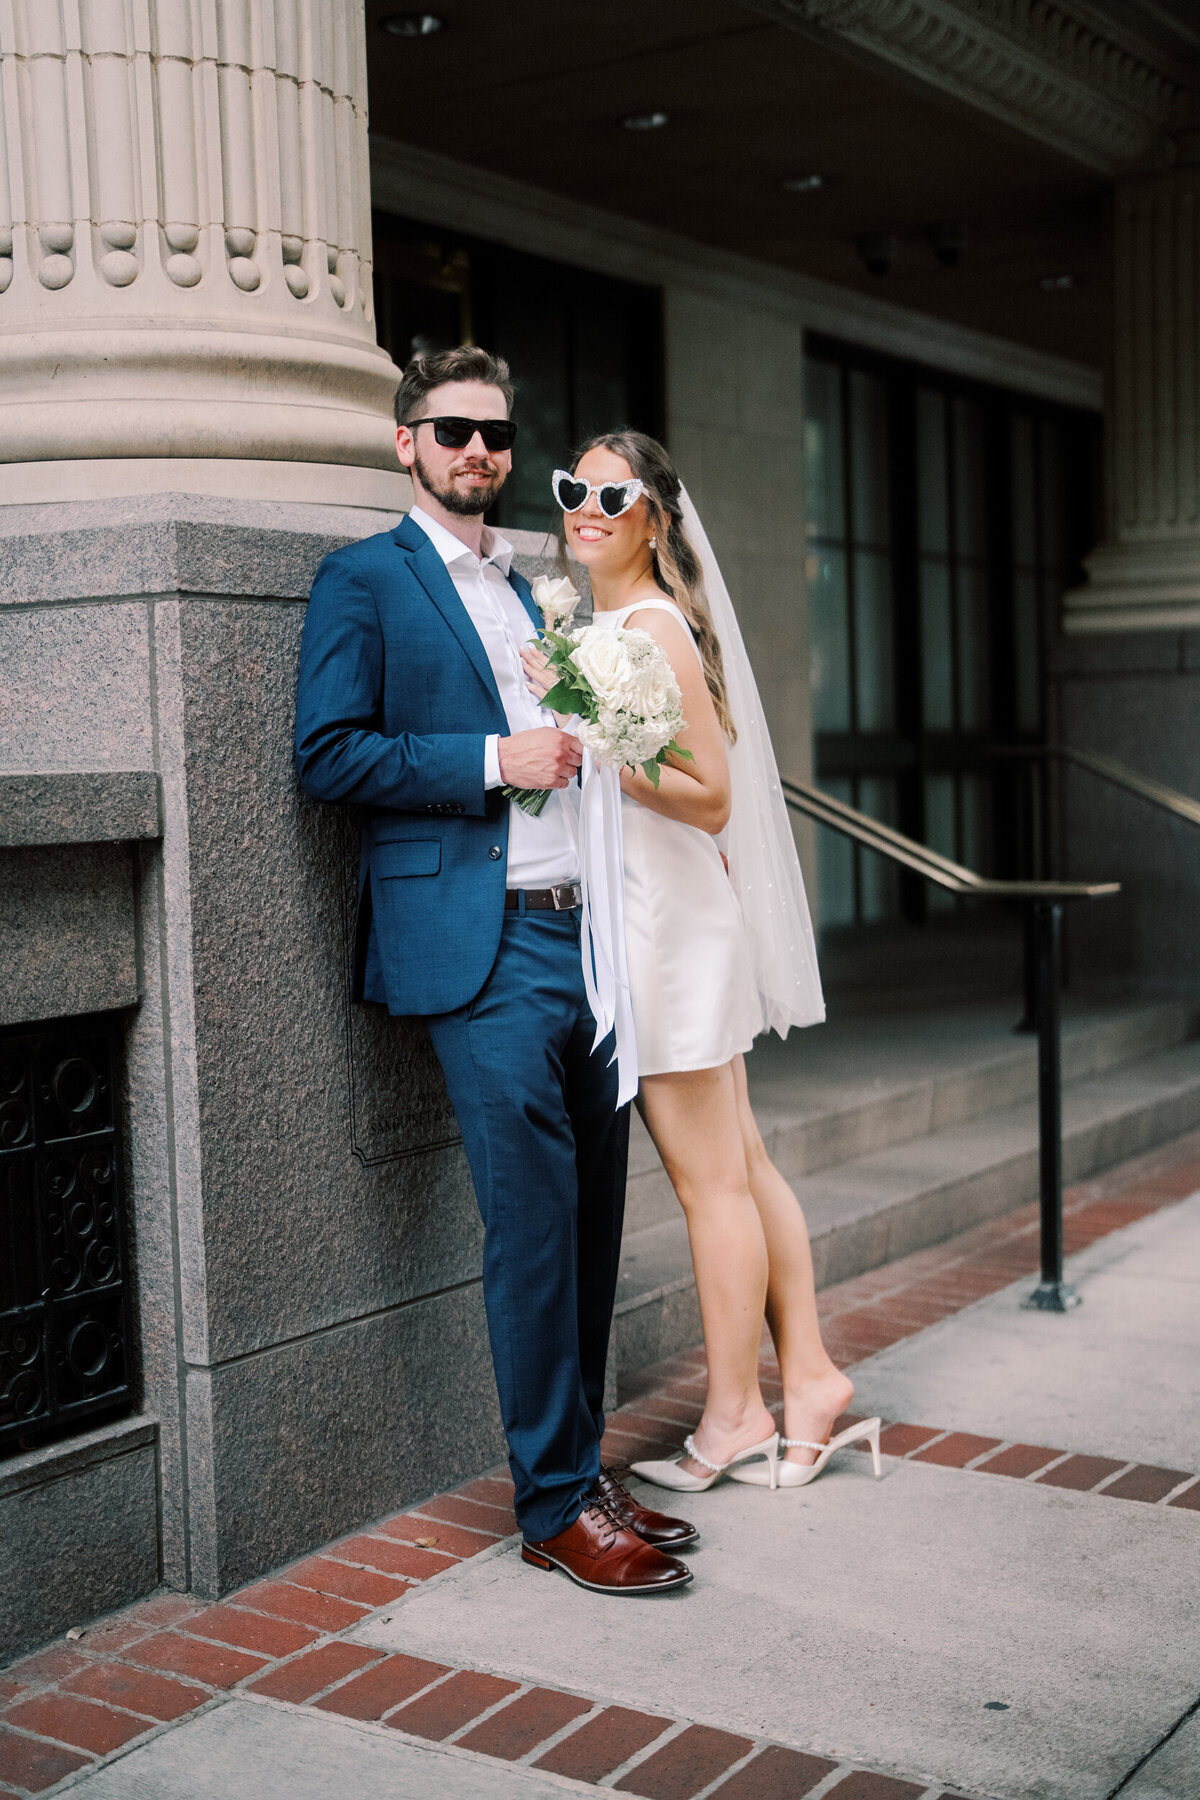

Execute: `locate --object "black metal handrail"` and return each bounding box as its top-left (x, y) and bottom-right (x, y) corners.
top-left (1001, 742), bottom-right (1200, 828)
top-left (780, 774), bottom-right (1119, 1313)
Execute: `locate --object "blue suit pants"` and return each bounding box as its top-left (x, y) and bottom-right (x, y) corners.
top-left (425, 907), bottom-right (629, 1542)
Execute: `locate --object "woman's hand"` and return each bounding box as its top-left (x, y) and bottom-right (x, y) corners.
top-left (522, 642), bottom-right (574, 727)
top-left (521, 642), bottom-right (553, 701)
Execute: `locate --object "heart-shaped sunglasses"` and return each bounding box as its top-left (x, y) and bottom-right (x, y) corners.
top-left (552, 469), bottom-right (649, 519)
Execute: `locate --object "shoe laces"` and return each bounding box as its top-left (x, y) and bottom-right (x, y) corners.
top-left (593, 1465), bottom-right (633, 1507)
top-left (580, 1495), bottom-right (624, 1548)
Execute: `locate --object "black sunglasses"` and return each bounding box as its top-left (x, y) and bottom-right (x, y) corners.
top-left (406, 415), bottom-right (517, 451)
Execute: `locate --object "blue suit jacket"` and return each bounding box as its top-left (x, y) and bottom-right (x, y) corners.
top-left (295, 512), bottom-right (542, 1016)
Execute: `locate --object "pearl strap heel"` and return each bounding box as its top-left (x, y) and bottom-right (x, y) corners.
top-left (629, 1429), bottom-right (780, 1493)
top-left (727, 1416), bottom-right (883, 1488)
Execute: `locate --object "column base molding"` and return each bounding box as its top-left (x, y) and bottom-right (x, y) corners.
top-left (1064, 539), bottom-right (1200, 632)
top-left (0, 458), bottom-right (412, 512)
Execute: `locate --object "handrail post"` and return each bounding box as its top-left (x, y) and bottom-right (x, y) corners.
top-left (1023, 899), bottom-right (1080, 1312)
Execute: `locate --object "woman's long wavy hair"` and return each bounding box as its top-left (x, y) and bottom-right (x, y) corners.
top-left (565, 430), bottom-right (736, 742)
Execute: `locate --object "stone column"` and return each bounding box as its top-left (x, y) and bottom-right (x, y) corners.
top-left (1055, 166), bottom-right (1200, 994)
top-left (1066, 167), bottom-right (1200, 629)
top-left (0, 0), bottom-right (403, 506)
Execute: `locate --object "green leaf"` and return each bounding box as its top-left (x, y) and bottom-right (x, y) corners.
top-left (665, 739), bottom-right (695, 763)
top-left (640, 758), bottom-right (662, 789)
top-left (540, 680), bottom-right (581, 714)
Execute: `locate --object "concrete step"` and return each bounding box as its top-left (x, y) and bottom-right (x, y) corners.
top-left (623, 998), bottom-right (1200, 1237)
top-left (613, 1025), bottom-right (1200, 1382)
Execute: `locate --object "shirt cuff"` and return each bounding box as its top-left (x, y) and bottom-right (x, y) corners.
top-left (484, 734), bottom-right (503, 790)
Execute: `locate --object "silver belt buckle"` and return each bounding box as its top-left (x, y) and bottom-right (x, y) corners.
top-left (552, 882), bottom-right (578, 910)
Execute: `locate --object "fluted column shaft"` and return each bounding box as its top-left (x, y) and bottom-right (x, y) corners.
top-left (0, 0), bottom-right (398, 482)
top-left (1068, 167), bottom-right (1200, 629)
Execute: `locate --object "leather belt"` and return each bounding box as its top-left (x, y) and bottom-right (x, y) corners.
top-left (505, 883), bottom-right (582, 913)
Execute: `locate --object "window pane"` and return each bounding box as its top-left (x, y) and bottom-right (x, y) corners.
top-left (952, 397), bottom-right (986, 557)
top-left (1039, 420), bottom-right (1065, 571)
top-left (1014, 572), bottom-right (1041, 734)
top-left (853, 550), bottom-right (895, 731)
top-left (809, 548), bottom-right (851, 731)
top-left (571, 294), bottom-right (633, 442)
top-left (817, 777), bottom-right (856, 929)
top-left (924, 773), bottom-right (957, 912)
top-left (858, 776), bottom-right (900, 922)
top-left (486, 277), bottom-right (570, 533)
top-left (917, 388), bottom-right (949, 554)
top-left (919, 558), bottom-right (953, 730)
top-left (1041, 569), bottom-right (1065, 653)
top-left (850, 369), bottom-right (891, 546)
top-left (956, 563), bottom-right (991, 731)
top-left (960, 773), bottom-right (994, 876)
top-left (804, 358), bottom-right (845, 542)
top-left (1011, 414), bottom-right (1036, 568)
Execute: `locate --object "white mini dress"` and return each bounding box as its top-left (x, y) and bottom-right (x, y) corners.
top-left (594, 599), bottom-right (760, 1077)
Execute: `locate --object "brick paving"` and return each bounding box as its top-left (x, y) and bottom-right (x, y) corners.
top-left (3, 1130), bottom-right (1200, 1798)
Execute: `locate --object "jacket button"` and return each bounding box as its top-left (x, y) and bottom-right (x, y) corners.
top-left (488, 844), bottom-right (502, 861)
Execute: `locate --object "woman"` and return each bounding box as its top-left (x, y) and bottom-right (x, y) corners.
top-left (524, 431), bottom-right (881, 1492)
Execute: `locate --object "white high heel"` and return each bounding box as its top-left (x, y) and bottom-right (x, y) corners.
top-left (727, 1416), bottom-right (882, 1487)
top-left (630, 1430), bottom-right (780, 1493)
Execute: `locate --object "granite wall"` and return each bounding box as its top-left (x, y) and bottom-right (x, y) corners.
top-left (0, 493), bottom-right (562, 1627)
top-left (1049, 631), bottom-right (1200, 996)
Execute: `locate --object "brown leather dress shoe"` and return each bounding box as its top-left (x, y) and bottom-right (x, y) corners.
top-left (589, 1465), bottom-right (699, 1549)
top-left (522, 1500), bottom-right (692, 1594)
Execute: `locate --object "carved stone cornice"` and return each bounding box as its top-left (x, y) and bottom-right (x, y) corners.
top-left (745, 0), bottom-right (1184, 174)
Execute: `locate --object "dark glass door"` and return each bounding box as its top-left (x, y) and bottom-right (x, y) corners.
top-left (805, 336), bottom-right (1100, 932)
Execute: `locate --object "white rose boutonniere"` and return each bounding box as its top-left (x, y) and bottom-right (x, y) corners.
top-left (531, 574), bottom-right (582, 632)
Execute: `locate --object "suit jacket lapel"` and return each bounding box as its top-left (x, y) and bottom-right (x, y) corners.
top-left (508, 565), bottom-right (542, 633)
top-left (392, 516), bottom-right (506, 721)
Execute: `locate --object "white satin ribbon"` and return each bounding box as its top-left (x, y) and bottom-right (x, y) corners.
top-left (563, 745), bottom-right (638, 1108)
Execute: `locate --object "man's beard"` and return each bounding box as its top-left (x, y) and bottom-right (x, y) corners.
top-left (413, 446), bottom-right (506, 516)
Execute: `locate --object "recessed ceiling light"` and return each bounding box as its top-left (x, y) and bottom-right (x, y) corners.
top-left (1039, 273), bottom-right (1075, 291)
top-left (380, 12), bottom-right (444, 35)
top-left (782, 174), bottom-right (824, 192)
top-left (621, 111), bottom-right (669, 132)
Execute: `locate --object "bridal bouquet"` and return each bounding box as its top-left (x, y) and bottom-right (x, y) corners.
top-left (505, 575), bottom-right (692, 817)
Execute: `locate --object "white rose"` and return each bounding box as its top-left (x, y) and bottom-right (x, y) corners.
top-left (571, 628), bottom-right (638, 708)
top-left (531, 574), bottom-right (581, 630)
top-left (620, 633), bottom-right (681, 719)
top-left (629, 663), bottom-right (673, 718)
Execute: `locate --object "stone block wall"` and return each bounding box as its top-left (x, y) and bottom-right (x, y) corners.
top-left (1049, 631), bottom-right (1200, 996)
top-left (0, 492), bottom-right (560, 1650)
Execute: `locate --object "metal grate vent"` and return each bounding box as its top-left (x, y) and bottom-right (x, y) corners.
top-left (0, 1017), bottom-right (133, 1454)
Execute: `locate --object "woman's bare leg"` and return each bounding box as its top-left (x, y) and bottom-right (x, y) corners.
top-left (638, 1061), bottom-right (776, 1475)
top-left (730, 1055), bottom-right (853, 1465)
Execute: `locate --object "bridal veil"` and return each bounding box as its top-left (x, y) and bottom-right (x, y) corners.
top-left (679, 488), bottom-right (825, 1036)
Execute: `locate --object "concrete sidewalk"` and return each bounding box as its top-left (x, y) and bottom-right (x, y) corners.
top-left (3, 1139), bottom-right (1199, 1800)
top-left (356, 1194), bottom-right (1200, 1800)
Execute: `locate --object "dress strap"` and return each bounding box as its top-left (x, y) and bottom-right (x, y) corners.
top-left (616, 598), bottom-right (703, 665)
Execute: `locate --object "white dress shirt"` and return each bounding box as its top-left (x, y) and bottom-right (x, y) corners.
top-left (407, 506), bottom-right (579, 888)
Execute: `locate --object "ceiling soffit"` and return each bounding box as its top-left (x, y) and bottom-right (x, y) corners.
top-left (741, 0), bottom-right (1189, 174)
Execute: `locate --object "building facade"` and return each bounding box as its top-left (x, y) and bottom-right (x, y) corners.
top-left (2, 1), bottom-right (1198, 1654)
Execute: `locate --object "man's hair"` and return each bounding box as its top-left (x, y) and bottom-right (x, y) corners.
top-left (393, 346), bottom-right (514, 427)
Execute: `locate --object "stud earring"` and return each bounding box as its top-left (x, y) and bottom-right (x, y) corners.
top-left (649, 536), bottom-right (657, 549)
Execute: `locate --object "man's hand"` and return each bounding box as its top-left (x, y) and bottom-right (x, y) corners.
top-left (498, 728), bottom-right (582, 789)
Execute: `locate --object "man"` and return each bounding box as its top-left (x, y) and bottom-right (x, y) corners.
top-left (296, 346), bottom-right (695, 1593)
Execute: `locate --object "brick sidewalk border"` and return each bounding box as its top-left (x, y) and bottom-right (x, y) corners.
top-left (4, 1129), bottom-right (1200, 1800)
